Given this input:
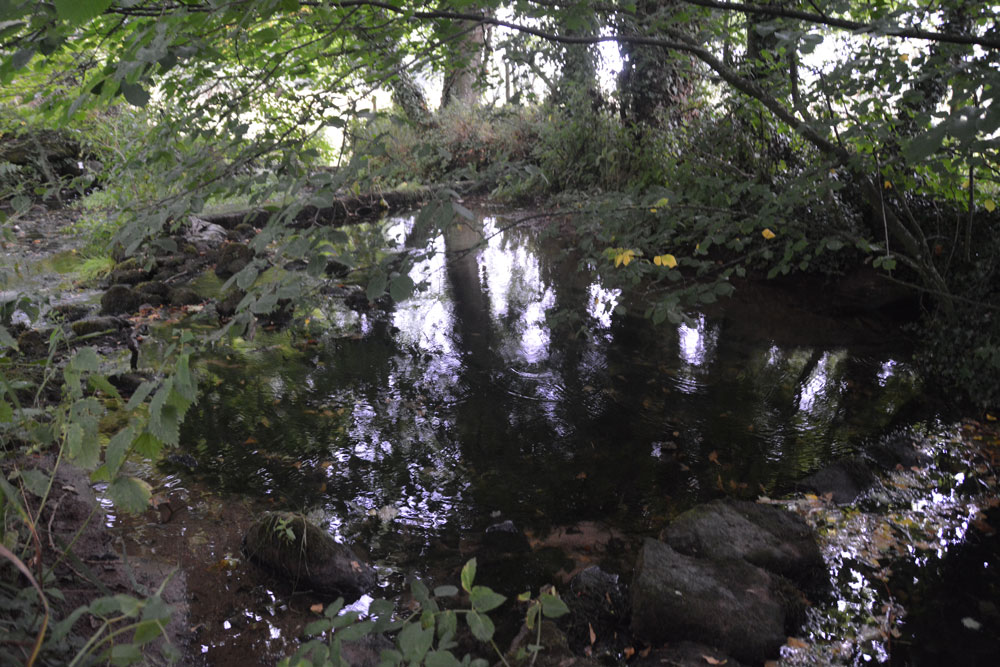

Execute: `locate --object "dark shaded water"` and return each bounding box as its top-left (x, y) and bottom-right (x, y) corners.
top-left (175, 212), bottom-right (922, 583)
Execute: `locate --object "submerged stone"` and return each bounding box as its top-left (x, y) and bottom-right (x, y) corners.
top-left (661, 498), bottom-right (824, 587)
top-left (242, 512), bottom-right (376, 600)
top-left (798, 458), bottom-right (880, 504)
top-left (631, 538), bottom-right (800, 664)
top-left (483, 520), bottom-right (530, 553)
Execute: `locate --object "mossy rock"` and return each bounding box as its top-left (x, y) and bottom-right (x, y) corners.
top-left (242, 512), bottom-right (376, 600)
top-left (136, 281), bottom-right (169, 298)
top-left (101, 285), bottom-right (145, 315)
top-left (168, 287), bottom-right (203, 307)
top-left (215, 242), bottom-right (254, 278)
top-left (71, 316), bottom-right (124, 337)
top-left (16, 329), bottom-right (48, 358)
top-left (216, 289), bottom-right (245, 318)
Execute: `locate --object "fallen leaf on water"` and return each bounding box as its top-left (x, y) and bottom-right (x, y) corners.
top-left (588, 622), bottom-right (596, 645)
top-left (702, 656), bottom-right (727, 665)
top-left (786, 637), bottom-right (809, 649)
top-left (708, 451), bottom-right (720, 465)
top-left (623, 647), bottom-right (635, 659)
top-left (576, 472), bottom-right (587, 480)
top-left (310, 603), bottom-right (324, 614)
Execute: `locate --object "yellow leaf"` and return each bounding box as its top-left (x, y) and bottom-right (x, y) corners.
top-left (884, 180), bottom-right (892, 189)
top-left (986, 413), bottom-right (997, 421)
top-left (649, 208), bottom-right (657, 213)
top-left (762, 228), bottom-right (776, 240)
top-left (985, 199), bottom-right (996, 212)
top-left (654, 197), bottom-right (669, 207)
top-left (654, 254), bottom-right (677, 268)
top-left (899, 53), bottom-right (910, 62)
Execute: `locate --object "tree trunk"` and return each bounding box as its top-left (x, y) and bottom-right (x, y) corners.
top-left (617, 0), bottom-right (694, 126)
top-left (440, 15), bottom-right (487, 108)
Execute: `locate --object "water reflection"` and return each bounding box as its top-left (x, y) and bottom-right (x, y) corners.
top-left (180, 209), bottom-right (922, 585)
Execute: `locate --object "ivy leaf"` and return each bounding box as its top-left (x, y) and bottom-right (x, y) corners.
top-left (54, 0), bottom-right (112, 25)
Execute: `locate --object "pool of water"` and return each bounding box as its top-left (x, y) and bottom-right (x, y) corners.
top-left (171, 211), bottom-right (924, 593)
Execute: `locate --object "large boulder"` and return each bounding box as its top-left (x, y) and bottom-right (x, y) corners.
top-left (631, 538), bottom-right (801, 664)
top-left (660, 499), bottom-right (824, 587)
top-left (242, 512), bottom-right (376, 600)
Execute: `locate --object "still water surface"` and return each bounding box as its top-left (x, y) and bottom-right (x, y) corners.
top-left (176, 210), bottom-right (921, 595)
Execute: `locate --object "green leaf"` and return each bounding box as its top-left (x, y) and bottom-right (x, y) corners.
top-left (17, 468), bottom-right (50, 498)
top-left (304, 618), bottom-right (333, 635)
top-left (54, 0), bottom-right (112, 25)
top-left (70, 347), bottom-right (100, 373)
top-left (460, 558), bottom-right (476, 592)
top-left (125, 380), bottom-right (157, 411)
top-left (120, 81), bottom-right (150, 108)
top-left (323, 598), bottom-right (346, 618)
top-left (525, 603), bottom-right (540, 630)
top-left (132, 619), bottom-right (164, 645)
top-left (104, 426), bottom-right (135, 476)
top-left (109, 643), bottom-right (141, 664)
top-left (335, 619), bottom-right (374, 642)
top-left (132, 431), bottom-right (163, 458)
top-left (141, 594), bottom-right (172, 622)
top-left (0, 324), bottom-right (17, 349)
top-left (437, 609), bottom-right (457, 640)
top-left (173, 354), bottom-right (197, 402)
top-left (465, 610), bottom-right (494, 642)
top-left (388, 274), bottom-right (414, 302)
top-left (425, 650), bottom-right (462, 667)
top-left (452, 201), bottom-right (474, 221)
top-left (0, 399), bottom-right (13, 423)
top-left (108, 476), bottom-right (152, 514)
top-left (469, 586), bottom-right (505, 613)
top-left (539, 593), bottom-right (569, 619)
top-left (433, 585), bottom-right (459, 598)
top-left (398, 623), bottom-right (434, 663)
top-left (367, 272), bottom-right (387, 301)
